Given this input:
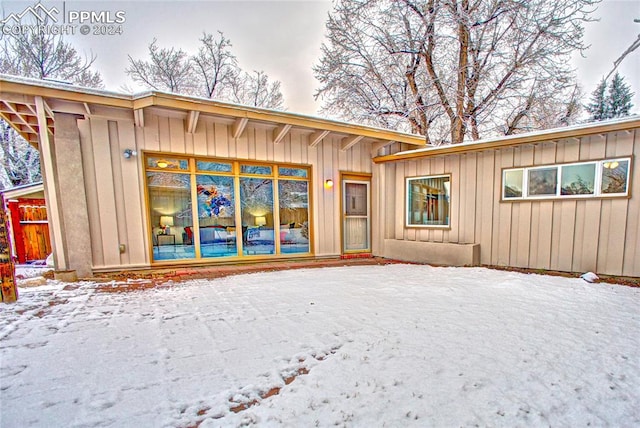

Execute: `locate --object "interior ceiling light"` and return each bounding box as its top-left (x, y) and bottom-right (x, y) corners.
top-left (156, 160), bottom-right (169, 168)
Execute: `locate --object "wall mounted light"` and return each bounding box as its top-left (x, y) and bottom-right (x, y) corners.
top-left (324, 179), bottom-right (334, 189)
top-left (123, 149), bottom-right (137, 159)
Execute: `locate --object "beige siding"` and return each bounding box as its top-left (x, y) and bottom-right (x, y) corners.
top-left (79, 110), bottom-right (372, 270)
top-left (380, 128), bottom-right (640, 276)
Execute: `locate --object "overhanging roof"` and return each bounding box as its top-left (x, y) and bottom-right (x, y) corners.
top-left (1, 181), bottom-right (44, 199)
top-left (373, 115), bottom-right (640, 163)
top-left (0, 74), bottom-right (427, 150)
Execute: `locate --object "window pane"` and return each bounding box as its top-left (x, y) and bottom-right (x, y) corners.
top-left (196, 175), bottom-right (236, 258)
top-left (147, 172), bottom-right (194, 261)
top-left (146, 157), bottom-right (188, 170)
top-left (601, 159), bottom-right (629, 194)
top-left (196, 160), bottom-right (232, 173)
top-left (345, 183), bottom-right (368, 216)
top-left (561, 164), bottom-right (595, 195)
top-left (407, 176), bottom-right (450, 226)
top-left (503, 170), bottom-right (523, 198)
top-left (528, 168), bottom-right (558, 196)
top-left (278, 167), bottom-right (308, 178)
top-left (279, 180), bottom-right (310, 254)
top-left (240, 178), bottom-right (275, 255)
top-left (241, 164), bottom-right (272, 175)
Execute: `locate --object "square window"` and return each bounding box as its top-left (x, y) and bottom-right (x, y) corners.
top-left (406, 175), bottom-right (450, 227)
top-left (503, 169), bottom-right (524, 198)
top-left (561, 163), bottom-right (595, 195)
top-left (528, 168), bottom-right (558, 196)
top-left (601, 159), bottom-right (629, 195)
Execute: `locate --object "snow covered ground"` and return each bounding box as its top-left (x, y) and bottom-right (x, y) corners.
top-left (1, 264), bottom-right (639, 427)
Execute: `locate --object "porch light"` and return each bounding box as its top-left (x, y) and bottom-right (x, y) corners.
top-left (324, 179), bottom-right (334, 189)
top-left (123, 149), bottom-right (137, 159)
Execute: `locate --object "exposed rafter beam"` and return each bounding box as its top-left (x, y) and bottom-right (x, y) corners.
top-left (308, 130), bottom-right (329, 147)
top-left (186, 110), bottom-right (200, 133)
top-left (371, 140), bottom-right (395, 156)
top-left (232, 117), bottom-right (249, 139)
top-left (83, 102), bottom-right (92, 116)
top-left (272, 124), bottom-right (291, 144)
top-left (340, 135), bottom-right (364, 151)
top-left (1, 101), bottom-right (39, 136)
top-left (134, 109), bottom-right (145, 127)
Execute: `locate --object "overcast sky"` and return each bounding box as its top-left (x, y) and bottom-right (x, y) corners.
top-left (2, 0), bottom-right (639, 117)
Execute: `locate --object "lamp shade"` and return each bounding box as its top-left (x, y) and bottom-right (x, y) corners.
top-left (255, 216), bottom-right (267, 226)
top-left (160, 216), bottom-right (174, 227)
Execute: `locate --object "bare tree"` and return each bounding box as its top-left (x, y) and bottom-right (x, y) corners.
top-left (192, 32), bottom-right (239, 99)
top-left (126, 39), bottom-right (197, 94)
top-left (230, 70), bottom-right (285, 110)
top-left (1, 24), bottom-right (103, 87)
top-left (315, 0), bottom-right (597, 144)
top-left (126, 34), bottom-right (285, 109)
top-left (0, 22), bottom-right (103, 189)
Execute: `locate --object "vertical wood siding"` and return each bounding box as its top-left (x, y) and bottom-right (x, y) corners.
top-left (380, 129), bottom-right (640, 276)
top-left (80, 111), bottom-right (372, 269)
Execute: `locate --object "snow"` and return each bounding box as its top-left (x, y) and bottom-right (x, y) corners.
top-left (1, 264), bottom-right (639, 427)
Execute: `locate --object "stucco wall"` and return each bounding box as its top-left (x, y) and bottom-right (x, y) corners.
top-left (77, 108), bottom-right (373, 271)
top-left (378, 129), bottom-right (640, 276)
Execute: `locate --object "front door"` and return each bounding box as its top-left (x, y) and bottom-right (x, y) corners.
top-left (342, 178), bottom-right (370, 253)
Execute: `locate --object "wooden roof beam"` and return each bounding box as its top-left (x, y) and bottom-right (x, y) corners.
top-left (340, 135), bottom-right (364, 151)
top-left (134, 108), bottom-right (145, 127)
top-left (232, 117), bottom-right (249, 139)
top-left (371, 140), bottom-right (395, 156)
top-left (308, 130), bottom-right (329, 147)
top-left (272, 124), bottom-right (291, 144)
top-left (186, 110), bottom-right (200, 133)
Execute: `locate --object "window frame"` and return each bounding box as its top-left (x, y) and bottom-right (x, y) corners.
top-left (405, 174), bottom-right (452, 229)
top-left (502, 157), bottom-right (631, 201)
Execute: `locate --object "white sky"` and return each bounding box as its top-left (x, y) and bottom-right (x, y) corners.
top-left (2, 0), bottom-right (639, 116)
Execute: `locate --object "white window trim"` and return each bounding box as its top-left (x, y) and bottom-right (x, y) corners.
top-left (502, 157), bottom-right (631, 201)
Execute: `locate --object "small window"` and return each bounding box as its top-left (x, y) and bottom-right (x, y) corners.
top-left (503, 169), bottom-right (524, 199)
top-left (601, 159), bottom-right (629, 195)
top-left (146, 156), bottom-right (188, 170)
top-left (560, 163), bottom-right (595, 195)
top-left (528, 167), bottom-right (558, 197)
top-left (196, 160), bottom-right (233, 173)
top-left (278, 167), bottom-right (308, 178)
top-left (406, 175), bottom-right (450, 227)
top-left (241, 164), bottom-right (272, 175)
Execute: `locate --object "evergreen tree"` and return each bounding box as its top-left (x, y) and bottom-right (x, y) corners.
top-left (586, 73), bottom-right (634, 121)
top-left (607, 72), bottom-right (634, 118)
top-left (586, 78), bottom-right (608, 120)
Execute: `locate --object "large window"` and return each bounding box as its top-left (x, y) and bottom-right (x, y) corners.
top-left (145, 155), bottom-right (311, 262)
top-left (406, 175), bottom-right (450, 227)
top-left (503, 158), bottom-right (631, 200)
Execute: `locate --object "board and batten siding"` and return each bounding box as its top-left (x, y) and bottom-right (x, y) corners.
top-left (78, 109), bottom-right (372, 271)
top-left (379, 129), bottom-right (640, 276)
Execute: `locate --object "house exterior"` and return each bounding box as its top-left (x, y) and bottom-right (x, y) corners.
top-left (1, 75), bottom-right (639, 277)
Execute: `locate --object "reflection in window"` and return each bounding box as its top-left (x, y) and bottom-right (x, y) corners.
top-left (278, 180), bottom-right (309, 254)
top-left (406, 176), bottom-right (450, 227)
top-left (278, 167), bottom-right (308, 178)
top-left (528, 168), bottom-right (558, 196)
top-left (503, 169), bottom-right (524, 198)
top-left (147, 172), bottom-right (194, 260)
top-left (146, 157), bottom-right (188, 170)
top-left (601, 159), bottom-right (629, 194)
top-left (241, 165), bottom-right (272, 175)
top-left (196, 175), bottom-right (236, 258)
top-left (240, 178), bottom-right (275, 255)
top-left (561, 163), bottom-right (595, 195)
top-left (196, 161), bottom-right (232, 173)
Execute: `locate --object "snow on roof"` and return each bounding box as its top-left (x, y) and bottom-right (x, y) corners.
top-left (392, 115), bottom-right (640, 158)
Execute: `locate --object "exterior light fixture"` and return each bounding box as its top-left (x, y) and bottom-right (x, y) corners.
top-left (324, 179), bottom-right (334, 189)
top-left (123, 149), bottom-right (137, 158)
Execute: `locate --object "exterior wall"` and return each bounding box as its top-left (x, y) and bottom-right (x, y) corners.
top-left (378, 128), bottom-right (640, 276)
top-left (77, 108), bottom-right (372, 271)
